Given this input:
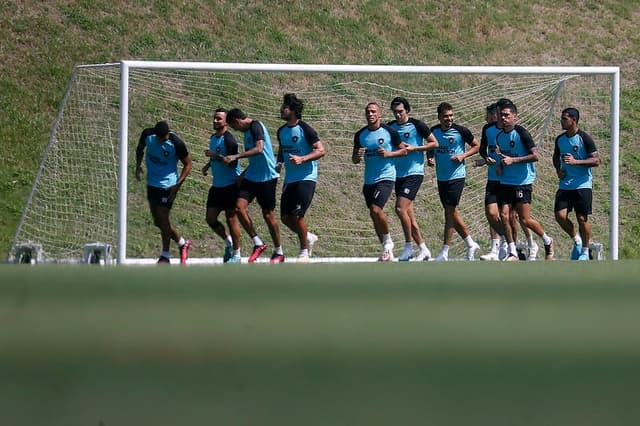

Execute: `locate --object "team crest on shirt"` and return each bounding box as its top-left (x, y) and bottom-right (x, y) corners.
top-left (378, 138), bottom-right (385, 145)
top-left (510, 140), bottom-right (516, 148)
top-left (292, 135), bottom-right (299, 144)
top-left (404, 132), bottom-right (410, 139)
top-left (163, 150), bottom-right (170, 157)
top-left (573, 145), bottom-right (579, 152)
top-left (215, 147), bottom-right (221, 153)
top-left (448, 137), bottom-right (454, 145)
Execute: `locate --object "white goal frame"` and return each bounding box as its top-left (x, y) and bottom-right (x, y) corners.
top-left (117, 61), bottom-right (620, 264)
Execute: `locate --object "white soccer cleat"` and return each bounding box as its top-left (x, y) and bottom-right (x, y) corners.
top-left (466, 242), bottom-right (481, 261)
top-left (379, 241), bottom-right (394, 262)
top-left (480, 251), bottom-right (500, 261)
top-left (433, 251), bottom-right (448, 262)
top-left (297, 253), bottom-right (310, 263)
top-left (528, 242), bottom-right (539, 261)
top-left (415, 248), bottom-right (431, 261)
top-left (307, 233), bottom-right (318, 256)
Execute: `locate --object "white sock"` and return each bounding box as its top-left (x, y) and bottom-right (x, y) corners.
top-left (233, 249), bottom-right (241, 256)
top-left (299, 248), bottom-right (309, 257)
top-left (161, 250), bottom-right (171, 258)
top-left (464, 235), bottom-right (476, 247)
top-left (274, 246), bottom-right (283, 255)
top-left (382, 233), bottom-right (392, 245)
top-left (404, 242), bottom-right (412, 250)
top-left (307, 232), bottom-right (317, 241)
top-left (441, 245), bottom-right (450, 255)
top-left (225, 235), bottom-right (233, 247)
top-left (542, 233), bottom-right (552, 246)
top-left (527, 235), bottom-right (534, 246)
top-left (573, 235), bottom-right (583, 245)
top-left (178, 237), bottom-right (185, 247)
top-left (508, 242), bottom-right (517, 256)
top-left (419, 242), bottom-right (429, 252)
top-left (252, 235), bottom-right (264, 246)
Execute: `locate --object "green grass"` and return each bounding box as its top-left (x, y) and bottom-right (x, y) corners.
top-left (2, 262), bottom-right (640, 425)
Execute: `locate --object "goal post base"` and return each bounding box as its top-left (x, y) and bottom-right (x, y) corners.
top-left (83, 242), bottom-right (113, 265)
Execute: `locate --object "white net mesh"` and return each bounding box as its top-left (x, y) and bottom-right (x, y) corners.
top-left (10, 64), bottom-right (614, 262)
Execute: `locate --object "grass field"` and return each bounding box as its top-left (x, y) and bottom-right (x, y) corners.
top-left (1, 261), bottom-right (640, 425)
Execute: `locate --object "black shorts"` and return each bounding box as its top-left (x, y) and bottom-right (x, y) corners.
top-left (147, 185), bottom-right (174, 209)
top-left (363, 180), bottom-right (394, 209)
top-left (437, 178), bottom-right (465, 207)
top-left (281, 180), bottom-right (316, 217)
top-left (206, 184), bottom-right (238, 211)
top-left (237, 178), bottom-right (278, 211)
top-left (554, 188), bottom-right (592, 215)
top-left (395, 174), bottom-right (424, 201)
top-left (484, 180), bottom-right (501, 206)
top-left (497, 184), bottom-right (533, 206)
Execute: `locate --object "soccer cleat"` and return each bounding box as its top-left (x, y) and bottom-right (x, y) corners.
top-left (297, 253), bottom-right (310, 263)
top-left (480, 251), bottom-right (499, 261)
top-left (398, 247), bottom-right (414, 262)
top-left (571, 243), bottom-right (582, 260)
top-left (248, 244), bottom-right (267, 263)
top-left (415, 248), bottom-right (431, 262)
top-left (223, 245), bottom-right (233, 263)
top-left (179, 240), bottom-right (192, 264)
top-left (544, 239), bottom-right (554, 260)
top-left (270, 253), bottom-right (285, 264)
top-left (466, 242), bottom-right (481, 261)
top-left (433, 251), bottom-right (448, 262)
top-left (157, 256), bottom-right (170, 264)
top-left (528, 242), bottom-right (539, 261)
top-left (504, 253), bottom-right (519, 262)
top-left (307, 233), bottom-right (318, 256)
top-left (378, 249), bottom-right (393, 262)
top-left (577, 252), bottom-right (589, 261)
top-left (227, 254), bottom-right (242, 264)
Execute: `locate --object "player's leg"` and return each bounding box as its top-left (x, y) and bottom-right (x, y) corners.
top-left (365, 181), bottom-right (394, 261)
top-left (514, 190), bottom-right (553, 260)
top-left (554, 189), bottom-right (580, 259)
top-left (257, 178), bottom-right (283, 263)
top-left (574, 188), bottom-right (593, 260)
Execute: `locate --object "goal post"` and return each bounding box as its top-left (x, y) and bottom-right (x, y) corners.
top-left (10, 61), bottom-right (620, 264)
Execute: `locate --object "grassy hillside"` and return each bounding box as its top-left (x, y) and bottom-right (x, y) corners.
top-left (2, 0), bottom-right (639, 259)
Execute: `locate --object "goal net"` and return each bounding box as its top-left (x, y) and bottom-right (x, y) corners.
top-left (9, 62), bottom-right (620, 263)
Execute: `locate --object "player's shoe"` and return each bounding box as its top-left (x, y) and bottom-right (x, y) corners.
top-left (227, 254), bottom-right (242, 264)
top-left (480, 251), bottom-right (499, 261)
top-left (433, 251), bottom-right (448, 262)
top-left (179, 240), bottom-right (192, 264)
top-left (415, 248), bottom-right (431, 262)
top-left (466, 242), bottom-right (481, 261)
top-left (498, 240), bottom-right (509, 260)
top-left (528, 242), bottom-right (539, 261)
top-left (270, 253), bottom-right (285, 264)
top-left (577, 252), bottom-right (589, 261)
top-left (307, 233), bottom-right (318, 256)
top-left (297, 253), bottom-right (310, 263)
top-left (398, 247), bottom-right (414, 262)
top-left (378, 250), bottom-right (393, 262)
top-left (504, 253), bottom-right (519, 262)
top-left (223, 245), bottom-right (233, 263)
top-left (544, 239), bottom-right (555, 260)
top-left (157, 256), bottom-right (170, 264)
top-left (248, 244), bottom-right (267, 263)
top-left (571, 243), bottom-right (582, 260)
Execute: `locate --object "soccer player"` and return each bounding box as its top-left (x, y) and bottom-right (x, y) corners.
top-left (276, 93), bottom-right (325, 262)
top-left (352, 101), bottom-right (405, 261)
top-left (428, 102), bottom-right (481, 261)
top-left (388, 96), bottom-right (439, 261)
top-left (495, 101), bottom-right (554, 261)
top-left (135, 120), bottom-right (193, 264)
top-left (202, 108), bottom-right (242, 263)
top-left (553, 107), bottom-right (600, 260)
top-left (225, 108), bottom-right (283, 263)
top-left (478, 102), bottom-right (539, 261)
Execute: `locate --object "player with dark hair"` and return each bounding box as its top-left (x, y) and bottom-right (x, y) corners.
top-left (429, 102), bottom-right (481, 261)
top-left (135, 120), bottom-right (193, 264)
top-left (225, 108), bottom-right (283, 263)
top-left (388, 96), bottom-right (439, 261)
top-left (276, 93), bottom-right (325, 262)
top-left (202, 108), bottom-right (242, 263)
top-left (553, 107), bottom-right (600, 260)
top-left (352, 102), bottom-right (405, 261)
top-left (495, 101), bottom-right (554, 261)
